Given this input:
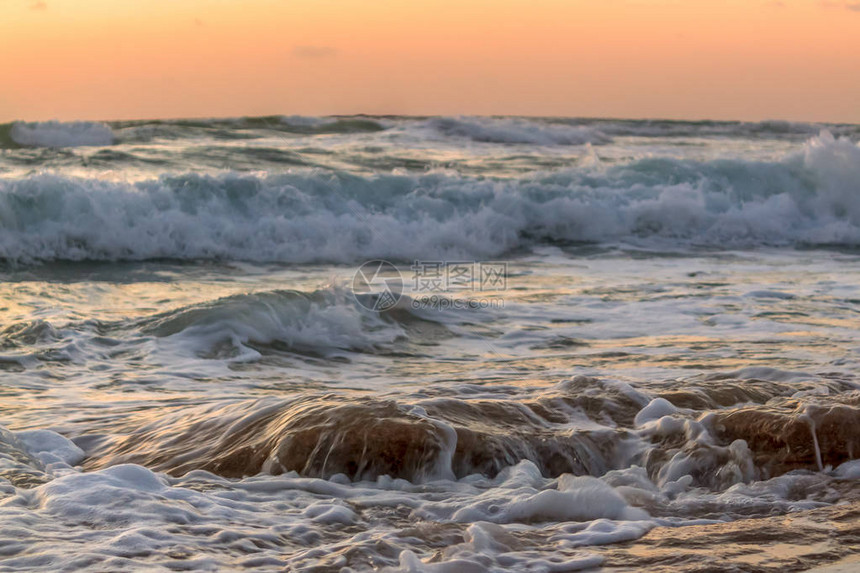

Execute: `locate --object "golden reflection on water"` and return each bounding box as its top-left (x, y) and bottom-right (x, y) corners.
top-left (599, 493), bottom-right (860, 572)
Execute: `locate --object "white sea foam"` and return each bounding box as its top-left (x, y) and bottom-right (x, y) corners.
top-left (451, 467), bottom-right (649, 523)
top-left (0, 439), bottom-right (660, 572)
top-left (15, 430), bottom-right (85, 469)
top-left (835, 459), bottom-right (860, 479)
top-left (634, 398), bottom-right (678, 427)
top-left (9, 121), bottom-right (115, 147)
top-left (1, 428), bottom-right (850, 572)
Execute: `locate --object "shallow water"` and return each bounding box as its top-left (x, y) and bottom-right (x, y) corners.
top-left (1, 116), bottom-right (859, 571)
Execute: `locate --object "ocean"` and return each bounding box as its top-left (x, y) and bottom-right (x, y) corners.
top-left (0, 115), bottom-right (859, 571)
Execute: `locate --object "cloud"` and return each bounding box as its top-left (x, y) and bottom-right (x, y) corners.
top-left (29, 1), bottom-right (47, 10)
top-left (292, 45), bottom-right (338, 59)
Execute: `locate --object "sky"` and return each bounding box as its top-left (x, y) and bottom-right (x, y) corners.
top-left (1, 0), bottom-right (859, 123)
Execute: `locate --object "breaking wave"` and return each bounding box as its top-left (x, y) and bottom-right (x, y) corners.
top-left (138, 288), bottom-right (431, 360)
top-left (0, 132), bottom-right (859, 263)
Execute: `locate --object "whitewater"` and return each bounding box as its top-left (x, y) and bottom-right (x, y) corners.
top-left (0, 115), bottom-right (859, 572)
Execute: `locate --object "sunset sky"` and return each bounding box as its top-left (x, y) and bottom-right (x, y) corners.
top-left (1, 0), bottom-right (859, 123)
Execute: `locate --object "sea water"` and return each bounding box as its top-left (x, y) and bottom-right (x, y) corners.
top-left (1, 115), bottom-right (859, 571)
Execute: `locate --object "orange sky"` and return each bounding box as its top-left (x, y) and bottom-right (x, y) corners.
top-left (1, 0), bottom-right (859, 123)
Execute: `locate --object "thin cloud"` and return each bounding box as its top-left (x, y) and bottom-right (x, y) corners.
top-left (292, 45), bottom-right (338, 59)
top-left (30, 1), bottom-right (47, 10)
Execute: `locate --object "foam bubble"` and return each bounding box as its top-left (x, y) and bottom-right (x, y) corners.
top-left (835, 459), bottom-right (860, 480)
top-left (451, 462), bottom-right (649, 523)
top-left (15, 430), bottom-right (85, 468)
top-left (634, 398), bottom-right (679, 427)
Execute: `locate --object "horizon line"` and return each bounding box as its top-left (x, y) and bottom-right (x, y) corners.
top-left (4, 113), bottom-right (860, 127)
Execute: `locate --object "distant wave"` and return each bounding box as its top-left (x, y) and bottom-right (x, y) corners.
top-left (114, 115), bottom-right (387, 142)
top-left (0, 132), bottom-right (858, 263)
top-left (587, 118), bottom-right (836, 139)
top-left (0, 116), bottom-right (387, 149)
top-left (3, 116), bottom-right (856, 150)
top-left (425, 116), bottom-right (611, 145)
top-left (3, 121), bottom-right (115, 148)
top-left (421, 117), bottom-right (858, 144)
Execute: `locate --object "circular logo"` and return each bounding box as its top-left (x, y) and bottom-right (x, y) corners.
top-left (352, 260), bottom-right (403, 311)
